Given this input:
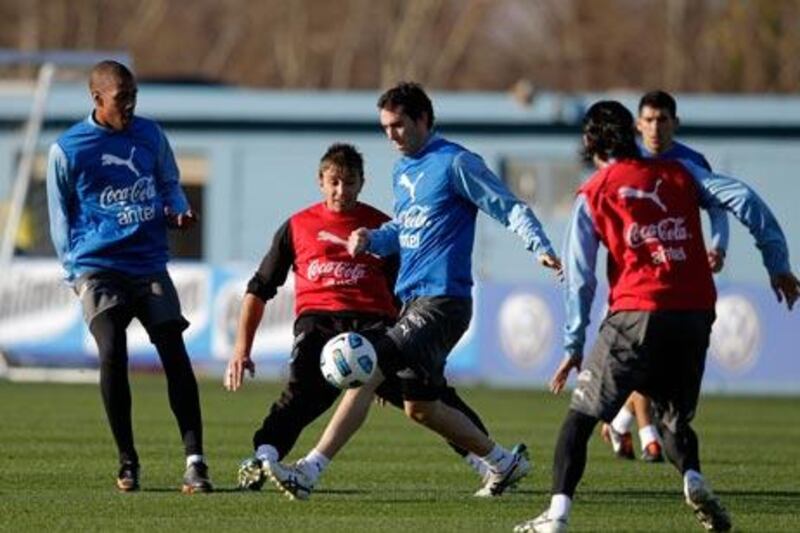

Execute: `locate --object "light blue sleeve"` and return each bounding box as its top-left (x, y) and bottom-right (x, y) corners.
top-left (682, 160), bottom-right (791, 275)
top-left (562, 194), bottom-right (600, 359)
top-left (46, 143), bottom-right (73, 278)
top-left (672, 157), bottom-right (729, 252)
top-left (706, 206), bottom-right (729, 252)
top-left (366, 219), bottom-right (401, 256)
top-left (155, 125), bottom-right (190, 213)
top-left (450, 151), bottom-right (555, 257)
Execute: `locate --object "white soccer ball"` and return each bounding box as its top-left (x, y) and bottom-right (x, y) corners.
top-left (320, 332), bottom-right (377, 389)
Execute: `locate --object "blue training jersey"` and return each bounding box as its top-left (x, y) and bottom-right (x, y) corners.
top-left (47, 114), bottom-right (189, 281)
top-left (367, 133), bottom-right (554, 302)
top-left (639, 139), bottom-right (729, 252)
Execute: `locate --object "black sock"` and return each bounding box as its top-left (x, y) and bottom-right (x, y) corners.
top-left (552, 409), bottom-right (598, 497)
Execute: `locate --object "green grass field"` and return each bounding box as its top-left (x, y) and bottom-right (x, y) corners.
top-left (1, 375), bottom-right (798, 532)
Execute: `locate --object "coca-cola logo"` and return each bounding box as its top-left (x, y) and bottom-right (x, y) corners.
top-left (99, 177), bottom-right (156, 208)
top-left (625, 217), bottom-right (689, 248)
top-left (397, 205), bottom-right (430, 229)
top-left (307, 260), bottom-right (367, 284)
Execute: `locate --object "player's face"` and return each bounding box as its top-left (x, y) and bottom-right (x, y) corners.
top-left (93, 77), bottom-right (138, 131)
top-left (636, 105), bottom-right (677, 154)
top-left (319, 165), bottom-right (363, 212)
top-left (380, 107), bottom-right (429, 156)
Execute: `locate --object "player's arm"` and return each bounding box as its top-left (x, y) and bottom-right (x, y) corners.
top-left (154, 125), bottom-right (195, 229)
top-left (45, 143), bottom-right (74, 280)
top-left (552, 194), bottom-right (600, 394)
top-left (450, 151), bottom-right (560, 270)
top-left (699, 155), bottom-right (730, 268)
top-left (684, 161), bottom-right (799, 309)
top-left (705, 206), bottom-right (728, 273)
top-left (225, 220), bottom-right (294, 391)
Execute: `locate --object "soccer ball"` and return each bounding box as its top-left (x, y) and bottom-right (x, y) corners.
top-left (320, 332), bottom-right (377, 389)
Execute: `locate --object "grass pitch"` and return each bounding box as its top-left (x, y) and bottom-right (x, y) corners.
top-left (1, 375), bottom-right (798, 532)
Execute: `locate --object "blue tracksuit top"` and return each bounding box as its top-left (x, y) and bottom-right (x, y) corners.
top-left (367, 133), bottom-right (555, 303)
top-left (47, 114), bottom-right (189, 281)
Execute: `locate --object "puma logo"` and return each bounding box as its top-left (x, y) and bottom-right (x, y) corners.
top-left (317, 230), bottom-right (348, 247)
top-left (101, 147), bottom-right (140, 177)
top-left (618, 179), bottom-right (667, 212)
top-left (398, 171), bottom-right (425, 202)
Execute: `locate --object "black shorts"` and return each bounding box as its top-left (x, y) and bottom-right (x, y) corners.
top-left (570, 309), bottom-right (715, 429)
top-left (75, 270), bottom-right (189, 337)
top-left (384, 296), bottom-right (472, 401)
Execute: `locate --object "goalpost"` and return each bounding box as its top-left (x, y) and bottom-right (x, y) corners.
top-left (0, 62), bottom-right (55, 270)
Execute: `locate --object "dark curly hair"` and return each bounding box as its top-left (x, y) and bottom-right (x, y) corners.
top-left (581, 100), bottom-right (640, 163)
top-left (377, 82), bottom-right (435, 129)
top-left (319, 143), bottom-right (364, 180)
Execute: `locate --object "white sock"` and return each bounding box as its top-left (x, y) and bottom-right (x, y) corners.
top-left (548, 493), bottom-right (572, 520)
top-left (683, 469), bottom-right (704, 497)
top-left (186, 454), bottom-right (204, 467)
top-left (638, 425), bottom-right (660, 450)
top-left (255, 444), bottom-right (279, 465)
top-left (299, 449), bottom-right (330, 483)
top-left (611, 406), bottom-right (634, 435)
top-left (465, 453), bottom-right (489, 477)
top-left (481, 443), bottom-right (513, 473)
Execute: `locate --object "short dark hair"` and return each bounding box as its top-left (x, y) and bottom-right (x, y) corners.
top-left (581, 100), bottom-right (640, 162)
top-left (89, 60), bottom-right (135, 89)
top-left (377, 82), bottom-right (435, 128)
top-left (638, 90), bottom-right (677, 118)
top-left (319, 143), bottom-right (364, 180)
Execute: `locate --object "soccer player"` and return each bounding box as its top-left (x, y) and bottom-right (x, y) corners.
top-left (46, 60), bottom-right (211, 493)
top-left (603, 90), bottom-right (730, 463)
top-left (513, 100), bottom-right (799, 533)
top-left (264, 82), bottom-right (560, 499)
top-left (225, 143), bottom-right (506, 493)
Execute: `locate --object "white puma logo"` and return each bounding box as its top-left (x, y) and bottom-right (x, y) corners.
top-left (618, 179), bottom-right (667, 212)
top-left (101, 147), bottom-right (140, 177)
top-left (398, 172), bottom-right (425, 202)
top-left (317, 230), bottom-right (348, 247)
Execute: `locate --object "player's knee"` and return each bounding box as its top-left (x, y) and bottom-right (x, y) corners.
top-left (404, 400), bottom-right (434, 425)
top-left (148, 320), bottom-right (188, 346)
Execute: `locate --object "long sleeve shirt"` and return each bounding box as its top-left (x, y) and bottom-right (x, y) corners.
top-left (367, 133), bottom-right (554, 302)
top-left (47, 114), bottom-right (188, 281)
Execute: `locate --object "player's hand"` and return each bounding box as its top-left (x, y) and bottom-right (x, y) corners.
top-left (600, 423), bottom-right (613, 444)
top-left (538, 253), bottom-right (563, 281)
top-left (707, 248), bottom-right (725, 273)
top-left (549, 354), bottom-right (582, 394)
top-left (348, 227), bottom-right (370, 257)
top-left (165, 207), bottom-right (198, 230)
top-left (770, 272), bottom-right (800, 311)
top-left (225, 353), bottom-right (255, 391)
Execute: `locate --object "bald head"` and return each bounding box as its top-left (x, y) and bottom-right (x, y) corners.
top-left (89, 60), bottom-right (138, 131)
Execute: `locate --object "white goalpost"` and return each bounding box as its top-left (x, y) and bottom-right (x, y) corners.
top-left (0, 62), bottom-right (55, 271)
